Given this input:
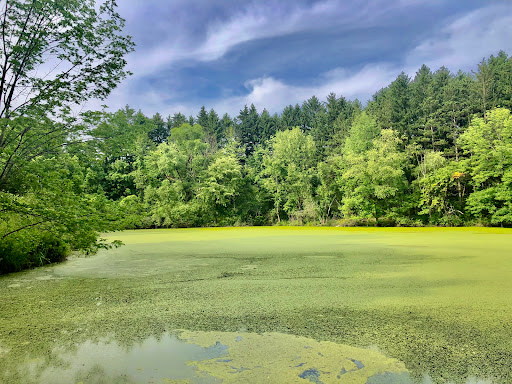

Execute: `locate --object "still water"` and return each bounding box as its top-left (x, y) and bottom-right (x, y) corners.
top-left (3, 329), bottom-right (494, 383)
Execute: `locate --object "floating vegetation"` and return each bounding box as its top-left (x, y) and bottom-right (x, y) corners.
top-left (1, 227), bottom-right (511, 383)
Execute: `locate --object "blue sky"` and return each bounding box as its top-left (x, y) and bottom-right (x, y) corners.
top-left (95, 0), bottom-right (512, 118)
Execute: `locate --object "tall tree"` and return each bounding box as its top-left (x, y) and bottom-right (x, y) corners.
top-left (197, 106), bottom-right (209, 128)
top-left (389, 72), bottom-right (411, 140)
top-left (207, 108), bottom-right (221, 143)
top-left (281, 104), bottom-right (300, 128)
top-left (489, 51), bottom-right (512, 109)
top-left (474, 59), bottom-right (493, 120)
top-left (341, 129), bottom-right (407, 221)
top-left (170, 112), bottom-right (187, 129)
top-left (260, 127), bottom-right (316, 222)
top-left (236, 104), bottom-right (260, 158)
top-left (149, 112), bottom-right (169, 144)
top-left (217, 113), bottom-right (233, 146)
top-left (344, 112), bottom-right (380, 154)
top-left (301, 95), bottom-right (324, 131)
top-left (460, 108), bottom-right (512, 225)
top-left (259, 108), bottom-right (276, 142)
top-left (0, 0), bottom-right (134, 188)
top-left (0, 0), bottom-right (133, 270)
top-left (409, 64), bottom-right (433, 149)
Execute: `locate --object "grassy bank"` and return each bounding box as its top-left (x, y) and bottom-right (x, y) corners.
top-left (1, 227), bottom-right (511, 383)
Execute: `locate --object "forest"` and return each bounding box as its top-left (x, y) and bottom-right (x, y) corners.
top-left (1, 2), bottom-right (512, 274)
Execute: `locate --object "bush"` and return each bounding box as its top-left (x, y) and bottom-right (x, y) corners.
top-left (30, 233), bottom-right (69, 264)
top-left (0, 231), bottom-right (69, 274)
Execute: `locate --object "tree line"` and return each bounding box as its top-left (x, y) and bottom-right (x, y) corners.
top-left (1, 1), bottom-right (512, 274)
top-left (72, 52), bottom-right (512, 232)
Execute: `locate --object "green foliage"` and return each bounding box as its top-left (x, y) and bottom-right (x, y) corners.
top-left (139, 125), bottom-right (213, 227)
top-left (0, 154), bottom-right (125, 273)
top-left (170, 123), bottom-right (205, 143)
top-left (460, 108), bottom-right (512, 224)
top-left (0, 0), bottom-right (134, 188)
top-left (341, 129), bottom-right (407, 220)
top-left (0, 0), bottom-right (133, 273)
top-left (260, 127), bottom-right (317, 223)
top-left (0, 0), bottom-right (134, 118)
top-left (0, 229), bottom-right (68, 274)
top-left (343, 112), bottom-right (380, 154)
top-left (199, 156), bottom-right (242, 208)
top-left (415, 159), bottom-right (468, 224)
top-left (315, 156), bottom-right (343, 223)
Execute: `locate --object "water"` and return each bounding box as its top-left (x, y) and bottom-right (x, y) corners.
top-left (3, 329), bottom-right (415, 383)
top-left (15, 333), bottom-right (226, 384)
top-left (0, 329), bottom-right (497, 384)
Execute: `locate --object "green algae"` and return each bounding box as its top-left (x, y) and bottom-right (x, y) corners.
top-left (4, 329), bottom-right (408, 383)
top-left (180, 330), bottom-right (407, 383)
top-left (1, 227), bottom-right (512, 383)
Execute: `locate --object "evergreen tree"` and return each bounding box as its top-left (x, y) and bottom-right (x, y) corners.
top-left (170, 113), bottom-right (187, 129)
top-left (389, 72), bottom-right (411, 141)
top-left (149, 113), bottom-right (169, 144)
top-left (236, 104), bottom-right (261, 157)
top-left (259, 109), bottom-right (276, 142)
top-left (207, 109), bottom-right (221, 142)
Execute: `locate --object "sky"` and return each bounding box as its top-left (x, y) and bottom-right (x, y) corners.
top-left (93, 0), bottom-right (512, 118)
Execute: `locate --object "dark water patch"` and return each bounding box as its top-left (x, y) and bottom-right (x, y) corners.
top-left (299, 368), bottom-right (324, 384)
top-left (349, 358), bottom-right (365, 369)
top-left (337, 357), bottom-right (365, 378)
top-left (338, 367), bottom-right (348, 377)
top-left (229, 365), bottom-right (250, 373)
top-left (218, 271), bottom-right (244, 278)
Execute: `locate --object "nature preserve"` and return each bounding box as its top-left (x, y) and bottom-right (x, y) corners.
top-left (1, 1), bottom-right (512, 384)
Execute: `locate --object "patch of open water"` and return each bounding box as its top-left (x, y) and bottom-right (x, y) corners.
top-left (3, 330), bottom-right (491, 384)
top-left (1, 329), bottom-right (499, 383)
top-left (18, 333), bottom-right (225, 384)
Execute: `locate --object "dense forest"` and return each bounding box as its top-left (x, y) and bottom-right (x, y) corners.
top-left (1, 2), bottom-right (512, 274)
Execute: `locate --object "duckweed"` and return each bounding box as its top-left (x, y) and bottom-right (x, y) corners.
top-left (1, 227), bottom-right (511, 383)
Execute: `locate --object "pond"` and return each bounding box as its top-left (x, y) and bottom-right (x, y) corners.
top-left (1, 227), bottom-right (511, 383)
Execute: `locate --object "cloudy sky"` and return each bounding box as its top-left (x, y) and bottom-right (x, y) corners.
top-left (95, 0), bottom-right (512, 118)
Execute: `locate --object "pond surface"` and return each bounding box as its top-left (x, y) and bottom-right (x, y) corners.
top-left (8, 330), bottom-right (415, 384)
top-left (1, 227), bottom-right (511, 383)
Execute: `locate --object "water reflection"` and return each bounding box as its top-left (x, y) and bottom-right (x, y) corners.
top-left (1, 330), bottom-right (499, 384)
top-left (22, 333), bottom-right (225, 384)
top-left (4, 330), bottom-right (410, 384)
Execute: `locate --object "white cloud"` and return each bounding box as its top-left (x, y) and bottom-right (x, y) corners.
top-left (89, 63), bottom-right (397, 118)
top-left (405, 4), bottom-right (512, 73)
top-left (195, 1), bottom-right (359, 62)
top-left (206, 64), bottom-right (398, 116)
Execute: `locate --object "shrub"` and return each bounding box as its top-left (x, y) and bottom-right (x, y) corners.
top-left (0, 231), bottom-right (69, 274)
